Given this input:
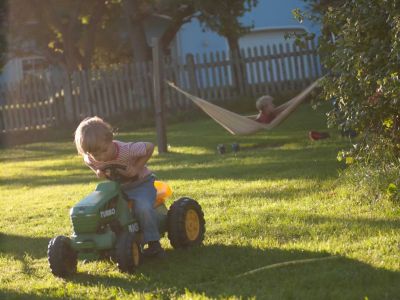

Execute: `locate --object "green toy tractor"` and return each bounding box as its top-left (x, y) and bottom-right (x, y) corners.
top-left (47, 165), bottom-right (205, 277)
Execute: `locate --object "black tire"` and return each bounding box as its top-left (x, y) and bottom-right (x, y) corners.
top-left (48, 235), bottom-right (77, 278)
top-left (115, 232), bottom-right (142, 273)
top-left (167, 197), bottom-right (205, 249)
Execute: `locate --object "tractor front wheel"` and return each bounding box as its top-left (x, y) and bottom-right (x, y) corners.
top-left (48, 235), bottom-right (77, 278)
top-left (167, 197), bottom-right (205, 249)
top-left (115, 232), bottom-right (142, 273)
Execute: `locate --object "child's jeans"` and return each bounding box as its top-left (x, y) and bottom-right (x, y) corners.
top-left (123, 175), bottom-right (160, 243)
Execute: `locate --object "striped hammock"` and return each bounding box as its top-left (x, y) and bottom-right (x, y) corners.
top-left (166, 78), bottom-right (322, 135)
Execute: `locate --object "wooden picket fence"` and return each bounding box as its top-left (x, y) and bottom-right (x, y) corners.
top-left (0, 39), bottom-right (322, 133)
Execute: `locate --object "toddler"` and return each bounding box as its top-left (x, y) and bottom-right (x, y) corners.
top-left (74, 116), bottom-right (163, 257)
top-left (255, 95), bottom-right (277, 124)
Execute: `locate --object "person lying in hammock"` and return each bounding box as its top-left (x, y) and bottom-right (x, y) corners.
top-left (253, 94), bottom-right (303, 124)
top-left (166, 78), bottom-right (322, 135)
top-left (255, 94), bottom-right (330, 140)
top-left (254, 95), bottom-right (277, 124)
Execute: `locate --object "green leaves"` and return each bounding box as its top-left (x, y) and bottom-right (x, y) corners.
top-left (306, 0), bottom-right (400, 162)
top-left (298, 0), bottom-right (400, 202)
top-left (292, 8), bottom-right (304, 23)
top-left (195, 0), bottom-right (258, 37)
top-left (386, 182), bottom-right (400, 202)
top-left (80, 15), bottom-right (90, 25)
top-left (336, 150), bottom-right (354, 165)
top-left (383, 118), bottom-right (393, 129)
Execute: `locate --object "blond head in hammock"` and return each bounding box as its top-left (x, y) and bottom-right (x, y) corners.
top-left (255, 95), bottom-right (277, 124)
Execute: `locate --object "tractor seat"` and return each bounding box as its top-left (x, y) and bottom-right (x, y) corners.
top-left (154, 181), bottom-right (172, 208)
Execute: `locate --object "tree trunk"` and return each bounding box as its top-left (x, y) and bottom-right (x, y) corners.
top-left (30, 0), bottom-right (85, 73)
top-left (160, 5), bottom-right (195, 56)
top-left (122, 0), bottom-right (152, 62)
top-left (81, 0), bottom-right (107, 70)
top-left (130, 21), bottom-right (152, 62)
top-left (227, 35), bottom-right (246, 94)
top-left (160, 20), bottom-right (184, 56)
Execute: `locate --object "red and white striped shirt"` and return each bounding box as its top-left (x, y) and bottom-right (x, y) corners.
top-left (84, 140), bottom-right (152, 179)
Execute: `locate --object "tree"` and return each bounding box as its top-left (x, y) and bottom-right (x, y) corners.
top-left (7, 0), bottom-right (116, 73)
top-left (195, 0), bottom-right (258, 92)
top-left (299, 0), bottom-right (400, 161)
top-left (122, 0), bottom-right (258, 65)
top-left (122, 0), bottom-right (196, 61)
top-left (158, 1), bottom-right (196, 55)
top-left (0, 0), bottom-right (7, 69)
top-left (122, 0), bottom-right (154, 62)
top-left (196, 0), bottom-right (257, 55)
top-left (7, 0), bottom-right (259, 76)
top-left (0, 0), bottom-right (7, 137)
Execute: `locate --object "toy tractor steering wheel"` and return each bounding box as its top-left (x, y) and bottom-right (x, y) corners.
top-left (100, 164), bottom-right (131, 183)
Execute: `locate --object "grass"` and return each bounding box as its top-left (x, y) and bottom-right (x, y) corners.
top-left (0, 104), bottom-right (399, 299)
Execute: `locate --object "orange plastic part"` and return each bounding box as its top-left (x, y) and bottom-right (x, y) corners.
top-left (153, 181), bottom-right (173, 207)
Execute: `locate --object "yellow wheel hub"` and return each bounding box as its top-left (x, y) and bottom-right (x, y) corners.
top-left (185, 209), bottom-right (200, 241)
top-left (132, 243), bottom-right (140, 266)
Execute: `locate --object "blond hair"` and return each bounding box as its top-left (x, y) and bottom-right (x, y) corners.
top-left (74, 116), bottom-right (113, 155)
top-left (256, 95), bottom-right (274, 111)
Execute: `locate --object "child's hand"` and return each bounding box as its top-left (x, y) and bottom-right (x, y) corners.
top-left (118, 165), bottom-right (139, 178)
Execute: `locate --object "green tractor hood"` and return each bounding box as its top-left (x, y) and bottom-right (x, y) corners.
top-left (70, 181), bottom-right (120, 234)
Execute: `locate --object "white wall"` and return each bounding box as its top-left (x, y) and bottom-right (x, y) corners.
top-left (238, 27), bottom-right (307, 50)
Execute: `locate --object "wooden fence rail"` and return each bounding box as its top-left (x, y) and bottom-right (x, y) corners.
top-left (0, 39), bottom-right (321, 133)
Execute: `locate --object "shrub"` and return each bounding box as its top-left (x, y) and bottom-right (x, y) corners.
top-left (295, 0), bottom-right (400, 202)
top-left (297, 0), bottom-right (400, 157)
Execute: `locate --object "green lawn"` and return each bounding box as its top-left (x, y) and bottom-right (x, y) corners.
top-left (1, 105), bottom-right (399, 300)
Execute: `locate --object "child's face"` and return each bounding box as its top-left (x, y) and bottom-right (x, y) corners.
top-left (261, 102), bottom-right (275, 113)
top-left (89, 141), bottom-right (116, 162)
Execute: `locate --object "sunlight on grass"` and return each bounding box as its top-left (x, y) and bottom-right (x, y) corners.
top-left (1, 104), bottom-right (399, 299)
top-left (280, 142), bottom-right (303, 150)
top-left (166, 146), bottom-right (213, 155)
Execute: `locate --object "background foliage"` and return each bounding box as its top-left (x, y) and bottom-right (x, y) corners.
top-left (296, 0), bottom-right (400, 202)
top-left (303, 0), bottom-right (400, 158)
top-left (6, 0), bottom-right (259, 71)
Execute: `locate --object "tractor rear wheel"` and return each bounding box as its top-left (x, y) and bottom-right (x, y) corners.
top-left (48, 235), bottom-right (77, 278)
top-left (115, 232), bottom-right (142, 273)
top-left (167, 197), bottom-right (205, 249)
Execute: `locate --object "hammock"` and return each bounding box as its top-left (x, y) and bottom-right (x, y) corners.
top-left (166, 79), bottom-right (322, 135)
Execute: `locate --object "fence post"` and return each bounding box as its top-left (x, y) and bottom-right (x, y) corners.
top-left (63, 71), bottom-right (74, 123)
top-left (186, 53), bottom-right (198, 95)
top-left (230, 50), bottom-right (246, 96)
top-left (152, 37), bottom-right (168, 154)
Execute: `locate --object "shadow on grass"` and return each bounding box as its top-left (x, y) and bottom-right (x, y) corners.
top-left (2, 145), bottom-right (342, 189)
top-left (0, 172), bottom-right (94, 188)
top-left (1, 221), bottom-right (399, 298)
top-left (154, 147), bottom-right (341, 182)
top-left (0, 290), bottom-right (59, 300)
top-left (0, 233), bottom-right (51, 282)
top-left (60, 245), bottom-right (400, 299)
top-left (0, 142), bottom-right (76, 162)
top-left (0, 233), bottom-right (50, 260)
top-left (2, 209), bottom-right (398, 263)
top-left (0, 233), bottom-right (51, 261)
top-left (225, 212), bottom-right (400, 242)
